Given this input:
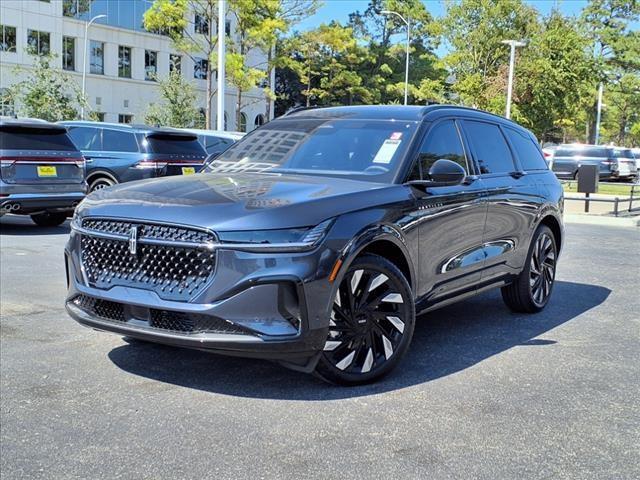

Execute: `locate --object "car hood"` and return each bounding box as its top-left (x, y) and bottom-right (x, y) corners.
top-left (77, 172), bottom-right (411, 230)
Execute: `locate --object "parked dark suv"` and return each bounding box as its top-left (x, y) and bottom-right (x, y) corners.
top-left (60, 122), bottom-right (207, 192)
top-left (551, 144), bottom-right (637, 181)
top-left (65, 106), bottom-right (563, 385)
top-left (1, 119), bottom-right (85, 226)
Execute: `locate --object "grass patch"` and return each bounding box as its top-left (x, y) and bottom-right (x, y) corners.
top-left (563, 182), bottom-right (636, 196)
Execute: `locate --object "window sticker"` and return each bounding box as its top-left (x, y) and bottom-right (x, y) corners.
top-left (390, 132), bottom-right (403, 140)
top-left (373, 139), bottom-right (402, 164)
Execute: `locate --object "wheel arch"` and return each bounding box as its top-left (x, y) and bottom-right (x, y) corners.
top-left (538, 214), bottom-right (563, 253)
top-left (86, 170), bottom-right (118, 186)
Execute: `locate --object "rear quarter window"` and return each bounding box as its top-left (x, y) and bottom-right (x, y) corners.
top-left (505, 127), bottom-right (547, 171)
top-left (0, 127), bottom-right (78, 151)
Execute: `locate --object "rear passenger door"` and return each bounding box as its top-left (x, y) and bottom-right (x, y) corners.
top-left (460, 120), bottom-right (545, 286)
top-left (410, 119), bottom-right (488, 302)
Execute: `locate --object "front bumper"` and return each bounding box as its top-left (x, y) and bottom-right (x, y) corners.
top-left (1, 191), bottom-right (85, 214)
top-left (64, 228), bottom-right (340, 368)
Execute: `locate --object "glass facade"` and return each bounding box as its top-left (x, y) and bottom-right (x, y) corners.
top-left (63, 0), bottom-right (157, 33)
top-left (118, 45), bottom-right (131, 78)
top-left (1, 25), bottom-right (17, 52)
top-left (90, 40), bottom-right (104, 74)
top-left (63, 36), bottom-right (75, 71)
top-left (27, 29), bottom-right (50, 55)
top-left (145, 50), bottom-right (157, 80)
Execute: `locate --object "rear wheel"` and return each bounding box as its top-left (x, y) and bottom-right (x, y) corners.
top-left (501, 225), bottom-right (557, 313)
top-left (89, 176), bottom-right (116, 192)
top-left (314, 254), bottom-right (415, 385)
top-left (30, 212), bottom-right (68, 227)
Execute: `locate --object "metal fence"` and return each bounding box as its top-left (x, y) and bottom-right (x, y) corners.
top-left (561, 181), bottom-right (640, 216)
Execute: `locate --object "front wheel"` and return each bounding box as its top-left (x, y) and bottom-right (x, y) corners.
top-left (30, 212), bottom-right (68, 227)
top-left (314, 254), bottom-right (415, 385)
top-left (501, 225), bottom-right (557, 313)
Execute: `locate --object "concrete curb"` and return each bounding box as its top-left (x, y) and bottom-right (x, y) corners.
top-left (564, 213), bottom-right (640, 227)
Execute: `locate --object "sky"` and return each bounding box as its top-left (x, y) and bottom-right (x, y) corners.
top-left (296, 0), bottom-right (591, 32)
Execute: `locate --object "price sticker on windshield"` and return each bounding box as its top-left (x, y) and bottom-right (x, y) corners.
top-left (373, 139), bottom-right (401, 164)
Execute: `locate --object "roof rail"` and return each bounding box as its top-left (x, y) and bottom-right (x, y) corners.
top-left (283, 106), bottom-right (320, 117)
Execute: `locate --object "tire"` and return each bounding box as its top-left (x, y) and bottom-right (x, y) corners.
top-left (89, 176), bottom-right (116, 192)
top-left (501, 225), bottom-right (557, 313)
top-left (30, 212), bottom-right (68, 227)
top-left (314, 254), bottom-right (415, 386)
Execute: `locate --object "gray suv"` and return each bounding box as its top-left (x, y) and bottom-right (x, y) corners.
top-left (551, 144), bottom-right (637, 181)
top-left (1, 119), bottom-right (85, 226)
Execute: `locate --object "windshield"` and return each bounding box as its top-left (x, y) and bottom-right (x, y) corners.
top-left (204, 118), bottom-right (419, 182)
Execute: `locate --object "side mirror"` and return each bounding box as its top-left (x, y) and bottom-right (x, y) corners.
top-left (407, 159), bottom-right (466, 188)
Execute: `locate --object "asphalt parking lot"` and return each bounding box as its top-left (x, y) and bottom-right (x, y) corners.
top-left (1, 216), bottom-right (638, 479)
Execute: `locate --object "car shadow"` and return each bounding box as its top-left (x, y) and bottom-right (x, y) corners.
top-left (0, 214), bottom-right (70, 235)
top-left (108, 281), bottom-right (610, 399)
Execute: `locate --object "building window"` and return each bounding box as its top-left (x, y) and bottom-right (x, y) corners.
top-left (225, 21), bottom-right (231, 36)
top-left (62, 36), bottom-right (75, 71)
top-left (169, 54), bottom-right (181, 73)
top-left (145, 50), bottom-right (157, 81)
top-left (194, 58), bottom-right (208, 80)
top-left (27, 29), bottom-right (50, 55)
top-left (239, 112), bottom-right (247, 133)
top-left (63, 0), bottom-right (90, 18)
top-left (194, 13), bottom-right (209, 35)
top-left (118, 114), bottom-right (133, 124)
top-left (0, 25), bottom-right (17, 53)
top-left (94, 112), bottom-right (105, 122)
top-left (90, 40), bottom-right (104, 74)
top-left (254, 114), bottom-right (265, 128)
top-left (118, 46), bottom-right (132, 78)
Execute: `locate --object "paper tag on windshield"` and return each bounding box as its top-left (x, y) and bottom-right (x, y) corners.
top-left (373, 139), bottom-right (401, 164)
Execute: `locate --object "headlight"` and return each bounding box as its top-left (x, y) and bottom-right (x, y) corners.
top-left (216, 218), bottom-right (334, 252)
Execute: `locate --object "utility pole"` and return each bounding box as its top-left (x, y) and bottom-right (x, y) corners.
top-left (216, 0), bottom-right (226, 131)
top-left (81, 14), bottom-right (106, 120)
top-left (501, 40), bottom-right (526, 119)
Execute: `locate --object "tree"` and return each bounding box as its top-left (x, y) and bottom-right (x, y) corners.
top-left (144, 70), bottom-right (204, 128)
top-left (144, 0), bottom-right (218, 128)
top-left (3, 53), bottom-right (88, 121)
top-left (442, 0), bottom-right (539, 110)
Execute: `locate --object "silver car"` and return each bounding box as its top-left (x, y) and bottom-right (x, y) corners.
top-left (551, 144), bottom-right (637, 181)
top-left (0, 119), bottom-right (86, 226)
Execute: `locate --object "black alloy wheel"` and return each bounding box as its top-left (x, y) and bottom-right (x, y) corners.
top-left (501, 225), bottom-right (557, 313)
top-left (314, 254), bottom-right (415, 385)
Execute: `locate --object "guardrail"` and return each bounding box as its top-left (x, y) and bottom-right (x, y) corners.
top-left (561, 181), bottom-right (640, 216)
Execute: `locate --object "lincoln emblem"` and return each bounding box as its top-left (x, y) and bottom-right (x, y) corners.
top-left (128, 226), bottom-right (138, 255)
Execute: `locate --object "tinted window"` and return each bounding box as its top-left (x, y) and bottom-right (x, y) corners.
top-left (67, 127), bottom-right (101, 150)
top-left (103, 129), bottom-right (138, 152)
top-left (464, 121), bottom-right (514, 174)
top-left (0, 127), bottom-right (78, 151)
top-left (410, 120), bottom-right (467, 180)
top-left (612, 149), bottom-right (633, 159)
top-left (505, 127), bottom-right (547, 171)
top-left (555, 147), bottom-right (609, 158)
top-left (146, 135), bottom-right (206, 155)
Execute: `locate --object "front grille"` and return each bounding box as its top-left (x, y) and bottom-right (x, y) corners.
top-left (79, 219), bottom-right (216, 302)
top-left (72, 295), bottom-right (249, 335)
top-left (82, 219), bottom-right (214, 244)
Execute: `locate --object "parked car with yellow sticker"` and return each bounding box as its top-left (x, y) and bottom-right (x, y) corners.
top-left (1, 119), bottom-right (86, 227)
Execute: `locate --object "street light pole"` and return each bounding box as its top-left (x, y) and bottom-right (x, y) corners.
top-left (500, 39), bottom-right (526, 119)
top-left (380, 10), bottom-right (410, 105)
top-left (594, 82), bottom-right (603, 145)
top-left (216, 0), bottom-right (226, 131)
top-left (81, 14), bottom-right (106, 120)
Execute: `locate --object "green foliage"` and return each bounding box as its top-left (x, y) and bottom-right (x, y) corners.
top-left (144, 71), bottom-right (204, 128)
top-left (4, 53), bottom-right (87, 122)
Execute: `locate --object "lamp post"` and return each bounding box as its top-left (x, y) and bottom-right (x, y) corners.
top-left (217, 0), bottom-right (226, 130)
top-left (500, 39), bottom-right (526, 119)
top-left (380, 10), bottom-right (410, 105)
top-left (594, 82), bottom-right (604, 145)
top-left (81, 14), bottom-right (106, 120)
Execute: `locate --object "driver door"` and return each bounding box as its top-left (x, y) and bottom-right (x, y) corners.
top-left (410, 119), bottom-right (488, 304)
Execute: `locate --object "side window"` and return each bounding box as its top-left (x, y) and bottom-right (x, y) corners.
top-left (409, 120), bottom-right (467, 180)
top-left (67, 127), bottom-right (101, 151)
top-left (505, 128), bottom-right (547, 171)
top-left (464, 121), bottom-right (515, 174)
top-left (102, 130), bottom-right (139, 152)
